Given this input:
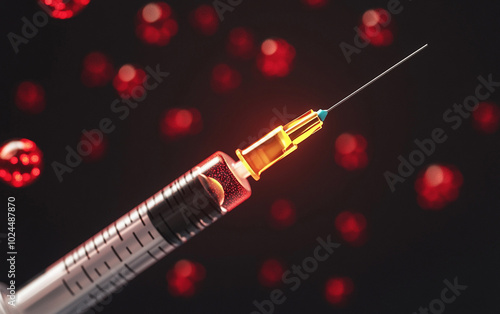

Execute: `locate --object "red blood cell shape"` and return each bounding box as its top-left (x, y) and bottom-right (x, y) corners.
top-left (472, 102), bottom-right (500, 134)
top-left (15, 81), bottom-right (46, 114)
top-left (334, 211), bottom-right (367, 246)
top-left (226, 27), bottom-right (256, 60)
top-left (190, 5), bottom-right (219, 36)
top-left (270, 199), bottom-right (296, 229)
top-left (160, 108), bottom-right (203, 139)
top-left (257, 38), bottom-right (296, 78)
top-left (166, 259), bottom-right (206, 297)
top-left (211, 63), bottom-right (242, 94)
top-left (0, 139), bottom-right (43, 188)
top-left (136, 2), bottom-right (178, 46)
top-left (415, 164), bottom-right (463, 210)
top-left (334, 133), bottom-right (368, 170)
top-left (359, 9), bottom-right (394, 47)
top-left (258, 259), bottom-right (285, 287)
top-left (39, 0), bottom-right (91, 19)
top-left (81, 52), bottom-right (114, 87)
top-left (112, 64), bottom-right (147, 98)
top-left (325, 277), bottom-right (354, 305)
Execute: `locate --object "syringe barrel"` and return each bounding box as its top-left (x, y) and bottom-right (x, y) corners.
top-left (10, 152), bottom-right (251, 314)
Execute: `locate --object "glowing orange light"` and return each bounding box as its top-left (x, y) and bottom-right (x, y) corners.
top-left (190, 5), bottom-right (219, 36)
top-left (112, 64), bottom-right (146, 98)
top-left (257, 38), bottom-right (296, 78)
top-left (270, 199), bottom-right (296, 229)
top-left (334, 133), bottom-right (368, 170)
top-left (167, 260), bottom-right (205, 297)
top-left (258, 259), bottom-right (285, 287)
top-left (415, 164), bottom-right (463, 210)
top-left (161, 108), bottom-right (203, 139)
top-left (81, 52), bottom-right (114, 87)
top-left (335, 211), bottom-right (367, 246)
top-left (472, 102), bottom-right (500, 134)
top-left (15, 81), bottom-right (46, 114)
top-left (226, 27), bottom-right (256, 60)
top-left (39, 0), bottom-right (90, 19)
top-left (0, 139), bottom-right (43, 188)
top-left (211, 63), bottom-right (242, 94)
top-left (325, 277), bottom-right (354, 305)
top-left (301, 0), bottom-right (329, 9)
top-left (136, 2), bottom-right (178, 46)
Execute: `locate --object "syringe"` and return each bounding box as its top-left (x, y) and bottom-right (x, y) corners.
top-left (0, 44), bottom-right (427, 314)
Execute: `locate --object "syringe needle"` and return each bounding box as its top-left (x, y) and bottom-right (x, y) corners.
top-left (324, 44), bottom-right (428, 113)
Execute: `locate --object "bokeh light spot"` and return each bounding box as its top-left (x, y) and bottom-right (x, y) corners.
top-left (335, 211), bottom-right (367, 246)
top-left (112, 64), bottom-right (146, 98)
top-left (0, 139), bottom-right (43, 188)
top-left (360, 8), bottom-right (394, 47)
top-left (81, 52), bottom-right (114, 87)
top-left (472, 102), bottom-right (500, 134)
top-left (190, 5), bottom-right (219, 36)
top-left (257, 38), bottom-right (296, 78)
top-left (160, 108), bottom-right (203, 140)
top-left (415, 164), bottom-right (463, 210)
top-left (39, 0), bottom-right (90, 19)
top-left (136, 2), bottom-right (178, 46)
top-left (301, 0), bottom-right (329, 9)
top-left (258, 259), bottom-right (285, 287)
top-left (167, 260), bottom-right (206, 297)
top-left (211, 63), bottom-right (242, 94)
top-left (325, 277), bottom-right (354, 306)
top-left (270, 199), bottom-right (296, 229)
top-left (226, 27), bottom-right (256, 60)
top-left (15, 81), bottom-right (46, 114)
top-left (334, 133), bottom-right (368, 170)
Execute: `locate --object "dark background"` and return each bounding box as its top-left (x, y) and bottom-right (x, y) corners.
top-left (1, 0), bottom-right (500, 313)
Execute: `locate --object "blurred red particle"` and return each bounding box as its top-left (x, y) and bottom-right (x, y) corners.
top-left (257, 38), bottom-right (296, 78)
top-left (211, 63), bottom-right (242, 94)
top-left (190, 5), bottom-right (219, 36)
top-left (160, 108), bottom-right (203, 139)
top-left (415, 165), bottom-right (463, 210)
top-left (136, 2), bottom-right (178, 46)
top-left (360, 9), bottom-right (394, 47)
top-left (167, 260), bottom-right (205, 297)
top-left (81, 52), bottom-right (114, 87)
top-left (0, 139), bottom-right (43, 188)
top-left (335, 211), bottom-right (367, 245)
top-left (258, 259), bottom-right (285, 287)
top-left (334, 133), bottom-right (368, 170)
top-left (472, 102), bottom-right (500, 134)
top-left (226, 27), bottom-right (256, 60)
top-left (15, 81), bottom-right (45, 114)
top-left (112, 64), bottom-right (146, 98)
top-left (301, 0), bottom-right (329, 8)
top-left (39, 0), bottom-right (90, 19)
top-left (80, 133), bottom-right (107, 162)
top-left (270, 199), bottom-right (296, 229)
top-left (325, 277), bottom-right (354, 305)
